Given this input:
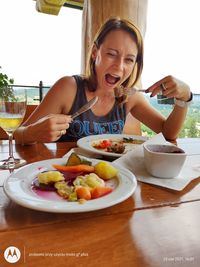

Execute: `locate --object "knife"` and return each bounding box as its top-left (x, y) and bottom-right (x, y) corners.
top-left (71, 96), bottom-right (98, 119)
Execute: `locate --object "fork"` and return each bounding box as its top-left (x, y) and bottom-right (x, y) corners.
top-left (118, 87), bottom-right (173, 101)
top-left (115, 87), bottom-right (148, 97)
top-left (115, 87), bottom-right (174, 105)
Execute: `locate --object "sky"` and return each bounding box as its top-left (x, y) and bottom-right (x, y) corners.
top-left (0, 0), bottom-right (82, 86)
top-left (142, 0), bottom-right (200, 94)
top-left (0, 0), bottom-right (200, 93)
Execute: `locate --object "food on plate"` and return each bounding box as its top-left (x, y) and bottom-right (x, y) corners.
top-left (74, 173), bottom-right (105, 188)
top-left (32, 153), bottom-right (115, 203)
top-left (92, 137), bottom-right (145, 154)
top-left (107, 142), bottom-right (125, 153)
top-left (92, 139), bottom-right (125, 153)
top-left (66, 152), bottom-right (82, 166)
top-left (94, 162), bottom-right (118, 180)
top-left (37, 171), bottom-right (64, 184)
top-left (91, 186), bottom-right (113, 199)
top-left (52, 164), bottom-right (95, 173)
top-left (54, 181), bottom-right (74, 199)
top-left (122, 137), bottom-right (144, 144)
top-left (66, 152), bottom-right (92, 166)
top-left (76, 186), bottom-right (92, 200)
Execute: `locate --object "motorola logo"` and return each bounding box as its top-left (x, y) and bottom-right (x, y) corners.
top-left (4, 246), bottom-right (21, 263)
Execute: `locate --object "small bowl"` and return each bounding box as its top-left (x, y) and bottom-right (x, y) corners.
top-left (143, 144), bottom-right (186, 178)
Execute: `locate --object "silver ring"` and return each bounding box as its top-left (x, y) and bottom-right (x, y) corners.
top-left (161, 83), bottom-right (167, 91)
top-left (60, 130), bottom-right (65, 136)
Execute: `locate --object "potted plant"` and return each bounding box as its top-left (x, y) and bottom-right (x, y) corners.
top-left (0, 67), bottom-right (15, 100)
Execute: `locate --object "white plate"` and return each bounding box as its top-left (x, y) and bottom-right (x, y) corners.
top-left (3, 158), bottom-right (137, 213)
top-left (77, 134), bottom-right (148, 158)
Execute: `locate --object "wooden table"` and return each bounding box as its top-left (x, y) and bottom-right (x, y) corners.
top-left (0, 139), bottom-right (200, 267)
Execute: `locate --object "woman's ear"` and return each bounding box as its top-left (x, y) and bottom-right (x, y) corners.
top-left (91, 44), bottom-right (97, 60)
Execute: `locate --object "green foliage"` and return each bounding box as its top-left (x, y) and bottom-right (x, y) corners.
top-left (179, 117), bottom-right (200, 138)
top-left (0, 73), bottom-right (14, 88)
top-left (0, 67), bottom-right (15, 100)
top-left (141, 95), bottom-right (200, 138)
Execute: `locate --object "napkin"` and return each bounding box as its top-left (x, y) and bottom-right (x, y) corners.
top-left (114, 133), bottom-right (200, 191)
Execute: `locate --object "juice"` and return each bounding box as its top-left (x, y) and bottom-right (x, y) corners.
top-left (0, 116), bottom-right (23, 132)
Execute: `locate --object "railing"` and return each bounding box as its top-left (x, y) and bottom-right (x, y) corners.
top-left (10, 83), bottom-right (200, 138)
top-left (13, 81), bottom-right (50, 104)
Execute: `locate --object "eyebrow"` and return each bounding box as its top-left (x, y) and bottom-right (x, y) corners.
top-left (107, 48), bottom-right (136, 58)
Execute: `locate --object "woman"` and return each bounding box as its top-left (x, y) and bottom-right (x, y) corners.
top-left (15, 17), bottom-right (192, 144)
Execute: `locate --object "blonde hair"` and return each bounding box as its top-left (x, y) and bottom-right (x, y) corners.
top-left (84, 17), bottom-right (143, 92)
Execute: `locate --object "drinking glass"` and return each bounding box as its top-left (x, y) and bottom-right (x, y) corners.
top-left (0, 86), bottom-right (27, 169)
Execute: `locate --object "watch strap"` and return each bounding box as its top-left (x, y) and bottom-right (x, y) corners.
top-left (174, 92), bottom-right (193, 107)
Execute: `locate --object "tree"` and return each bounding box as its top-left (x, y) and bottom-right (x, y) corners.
top-left (0, 67), bottom-right (15, 100)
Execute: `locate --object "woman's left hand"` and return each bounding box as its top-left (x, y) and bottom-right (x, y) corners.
top-left (147, 75), bottom-right (191, 101)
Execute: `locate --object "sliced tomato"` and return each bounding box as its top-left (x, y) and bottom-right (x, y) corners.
top-left (99, 139), bottom-right (111, 148)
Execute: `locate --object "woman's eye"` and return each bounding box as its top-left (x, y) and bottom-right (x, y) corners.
top-left (126, 58), bottom-right (134, 63)
top-left (107, 52), bottom-right (116, 57)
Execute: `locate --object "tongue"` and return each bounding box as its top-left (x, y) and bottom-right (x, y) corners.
top-left (106, 74), bottom-right (118, 84)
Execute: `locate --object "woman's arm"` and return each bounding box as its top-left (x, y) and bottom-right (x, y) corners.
top-left (14, 76), bottom-right (76, 144)
top-left (129, 75), bottom-right (191, 140)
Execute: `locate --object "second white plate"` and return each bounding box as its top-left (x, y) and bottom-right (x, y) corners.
top-left (77, 134), bottom-right (148, 158)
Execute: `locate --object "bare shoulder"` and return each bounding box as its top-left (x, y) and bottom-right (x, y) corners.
top-left (28, 76), bottom-right (79, 120)
top-left (126, 92), bottom-right (149, 113)
top-left (48, 76), bottom-right (77, 97)
top-left (42, 76), bottom-right (77, 110)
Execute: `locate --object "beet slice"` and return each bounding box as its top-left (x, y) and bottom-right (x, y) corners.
top-left (32, 178), bottom-right (56, 191)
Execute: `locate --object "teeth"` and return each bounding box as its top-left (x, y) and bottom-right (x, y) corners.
top-left (110, 74), bottom-right (120, 78)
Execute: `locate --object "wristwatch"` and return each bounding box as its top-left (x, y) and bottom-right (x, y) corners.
top-left (174, 92), bottom-right (193, 108)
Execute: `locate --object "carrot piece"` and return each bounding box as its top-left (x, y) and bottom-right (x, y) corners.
top-left (52, 164), bottom-right (95, 173)
top-left (91, 186), bottom-right (113, 199)
top-left (76, 186), bottom-right (91, 200)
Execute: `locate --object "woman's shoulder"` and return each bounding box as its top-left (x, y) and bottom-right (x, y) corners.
top-left (42, 76), bottom-right (78, 105)
top-left (53, 75), bottom-right (77, 89)
top-left (48, 76), bottom-right (77, 96)
top-left (128, 91), bottom-right (147, 103)
top-left (126, 91), bottom-right (149, 111)
top-left (52, 75), bottom-right (86, 91)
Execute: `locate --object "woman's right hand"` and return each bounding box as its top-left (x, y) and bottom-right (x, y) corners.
top-left (24, 114), bottom-right (72, 143)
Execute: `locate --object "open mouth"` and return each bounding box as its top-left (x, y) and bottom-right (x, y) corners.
top-left (105, 74), bottom-right (120, 85)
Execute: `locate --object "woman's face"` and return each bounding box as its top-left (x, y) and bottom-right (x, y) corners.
top-left (93, 29), bottom-right (138, 91)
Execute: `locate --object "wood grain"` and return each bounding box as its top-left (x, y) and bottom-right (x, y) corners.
top-left (0, 138), bottom-right (200, 266)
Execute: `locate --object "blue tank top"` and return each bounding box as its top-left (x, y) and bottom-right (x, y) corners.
top-left (58, 75), bottom-right (126, 142)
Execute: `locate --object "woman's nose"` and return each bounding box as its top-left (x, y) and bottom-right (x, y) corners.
top-left (115, 57), bottom-right (124, 70)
